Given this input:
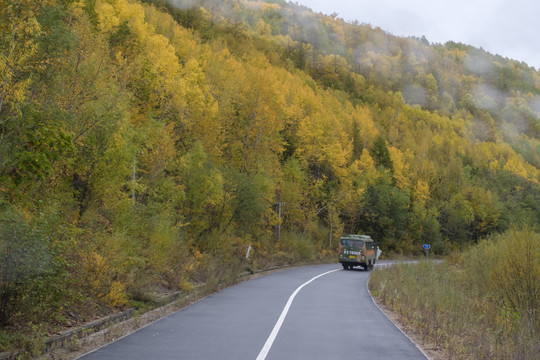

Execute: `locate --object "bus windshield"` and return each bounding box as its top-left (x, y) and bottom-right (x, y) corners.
top-left (341, 239), bottom-right (363, 247)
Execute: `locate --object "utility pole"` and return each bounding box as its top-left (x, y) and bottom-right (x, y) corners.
top-left (276, 202), bottom-right (285, 240)
top-left (132, 156), bottom-right (136, 209)
top-left (277, 202), bottom-right (282, 240)
top-left (329, 222), bottom-right (333, 249)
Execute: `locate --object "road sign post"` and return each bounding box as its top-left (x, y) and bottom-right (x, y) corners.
top-left (423, 244), bottom-right (430, 259)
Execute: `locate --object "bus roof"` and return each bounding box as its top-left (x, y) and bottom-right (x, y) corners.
top-left (341, 234), bottom-right (373, 241)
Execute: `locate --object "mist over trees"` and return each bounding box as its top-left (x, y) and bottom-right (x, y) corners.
top-left (0, 0), bottom-right (539, 341)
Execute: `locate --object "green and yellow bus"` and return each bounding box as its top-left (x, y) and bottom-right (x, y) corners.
top-left (338, 234), bottom-right (377, 271)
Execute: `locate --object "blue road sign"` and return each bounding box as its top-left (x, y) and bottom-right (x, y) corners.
top-left (423, 244), bottom-right (430, 249)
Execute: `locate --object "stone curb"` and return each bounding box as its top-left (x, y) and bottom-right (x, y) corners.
top-left (1, 309), bottom-right (136, 360)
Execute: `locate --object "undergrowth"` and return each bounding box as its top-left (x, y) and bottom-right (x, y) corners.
top-left (369, 228), bottom-right (539, 359)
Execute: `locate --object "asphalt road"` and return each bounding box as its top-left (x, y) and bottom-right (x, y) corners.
top-left (78, 263), bottom-right (427, 360)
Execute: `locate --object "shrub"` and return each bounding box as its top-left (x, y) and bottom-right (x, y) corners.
top-left (278, 231), bottom-right (316, 262)
top-left (462, 228), bottom-right (539, 329)
top-left (0, 206), bottom-right (58, 326)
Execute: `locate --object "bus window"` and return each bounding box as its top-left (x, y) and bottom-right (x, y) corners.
top-left (341, 239), bottom-right (363, 247)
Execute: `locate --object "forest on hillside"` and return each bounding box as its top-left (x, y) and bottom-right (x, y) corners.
top-left (0, 0), bottom-right (539, 347)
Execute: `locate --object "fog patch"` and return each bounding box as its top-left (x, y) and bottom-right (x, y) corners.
top-left (402, 83), bottom-right (427, 107)
top-left (165, 0), bottom-right (240, 24)
top-left (500, 103), bottom-right (529, 139)
top-left (471, 84), bottom-right (503, 112)
top-left (167, 0), bottom-right (200, 11)
top-left (403, 39), bottom-right (436, 66)
top-left (500, 121), bottom-right (524, 140)
top-left (464, 54), bottom-right (494, 76)
top-left (529, 96), bottom-right (540, 115)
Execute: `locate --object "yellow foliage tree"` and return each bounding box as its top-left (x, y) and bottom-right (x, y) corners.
top-left (389, 146), bottom-right (411, 189)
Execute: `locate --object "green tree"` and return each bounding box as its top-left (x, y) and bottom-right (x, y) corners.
top-left (369, 135), bottom-right (394, 172)
top-left (225, 169), bottom-right (271, 234)
top-left (179, 142), bottom-right (223, 236)
top-left (358, 174), bottom-right (410, 251)
top-left (351, 119), bottom-right (364, 162)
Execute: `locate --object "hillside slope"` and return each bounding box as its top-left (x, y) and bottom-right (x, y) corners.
top-left (0, 0), bottom-right (538, 347)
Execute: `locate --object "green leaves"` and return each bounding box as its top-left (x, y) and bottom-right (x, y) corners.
top-left (369, 135), bottom-right (393, 172)
top-left (179, 142), bottom-right (222, 232)
top-left (359, 174), bottom-right (410, 250)
top-left (1, 105), bottom-right (74, 186)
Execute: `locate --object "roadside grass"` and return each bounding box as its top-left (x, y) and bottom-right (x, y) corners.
top-left (369, 228), bottom-right (539, 359)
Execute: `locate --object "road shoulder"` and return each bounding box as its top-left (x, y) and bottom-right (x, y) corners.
top-left (369, 293), bottom-right (449, 360)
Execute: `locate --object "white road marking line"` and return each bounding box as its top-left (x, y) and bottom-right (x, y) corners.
top-left (255, 269), bottom-right (340, 360)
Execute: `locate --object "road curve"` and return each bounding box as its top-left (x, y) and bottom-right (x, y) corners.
top-left (78, 263), bottom-right (427, 360)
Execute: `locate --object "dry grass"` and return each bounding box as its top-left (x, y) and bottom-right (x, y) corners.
top-left (369, 229), bottom-right (539, 359)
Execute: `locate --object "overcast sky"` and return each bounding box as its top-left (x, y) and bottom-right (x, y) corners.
top-left (291, 0), bottom-right (540, 70)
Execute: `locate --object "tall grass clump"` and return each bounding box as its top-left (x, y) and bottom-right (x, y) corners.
top-left (369, 228), bottom-right (539, 359)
